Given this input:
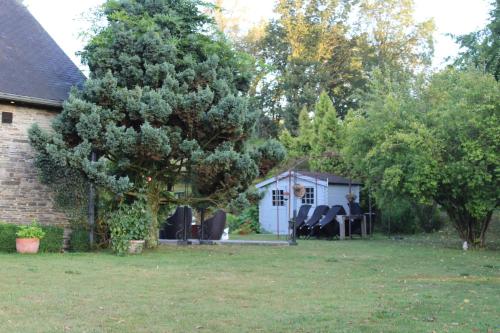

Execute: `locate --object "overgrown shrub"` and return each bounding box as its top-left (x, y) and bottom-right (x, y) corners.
top-left (0, 223), bottom-right (17, 252)
top-left (108, 201), bottom-right (150, 255)
top-left (70, 228), bottom-right (91, 252)
top-left (228, 205), bottom-right (260, 234)
top-left (38, 225), bottom-right (64, 253)
top-left (0, 222), bottom-right (63, 253)
top-left (377, 198), bottom-right (444, 234)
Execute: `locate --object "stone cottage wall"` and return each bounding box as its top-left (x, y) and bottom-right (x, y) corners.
top-left (0, 102), bottom-right (68, 226)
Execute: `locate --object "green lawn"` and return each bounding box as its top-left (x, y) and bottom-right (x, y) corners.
top-left (0, 236), bottom-right (498, 333)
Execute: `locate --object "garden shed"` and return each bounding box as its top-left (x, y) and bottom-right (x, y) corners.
top-left (255, 171), bottom-right (361, 235)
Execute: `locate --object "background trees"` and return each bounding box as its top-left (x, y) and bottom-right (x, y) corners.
top-left (231, 0), bottom-right (435, 134)
top-left (29, 0), bottom-right (283, 247)
top-left (341, 69), bottom-right (499, 246)
top-left (455, 0), bottom-right (500, 80)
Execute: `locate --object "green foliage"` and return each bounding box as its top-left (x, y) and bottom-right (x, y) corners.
top-left (0, 223), bottom-right (17, 252)
top-left (28, 0), bottom-right (281, 247)
top-left (455, 1), bottom-right (499, 80)
top-left (16, 221), bottom-right (46, 239)
top-left (249, 139), bottom-right (286, 176)
top-left (377, 198), bottom-right (443, 234)
top-left (108, 201), bottom-right (151, 255)
top-left (227, 205), bottom-right (260, 234)
top-left (70, 229), bottom-right (91, 252)
top-left (342, 69), bottom-right (499, 246)
top-left (247, 0), bottom-right (434, 132)
top-left (38, 226), bottom-right (64, 253)
top-left (31, 145), bottom-right (89, 226)
top-left (0, 222), bottom-right (64, 253)
top-left (279, 91), bottom-right (343, 173)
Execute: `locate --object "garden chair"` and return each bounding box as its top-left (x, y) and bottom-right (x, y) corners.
top-left (312, 205), bottom-right (346, 239)
top-left (346, 202), bottom-right (363, 237)
top-left (160, 206), bottom-right (192, 240)
top-left (293, 204), bottom-right (312, 230)
top-left (200, 210), bottom-right (227, 240)
top-left (309, 205), bottom-right (345, 238)
top-left (297, 205), bottom-right (329, 238)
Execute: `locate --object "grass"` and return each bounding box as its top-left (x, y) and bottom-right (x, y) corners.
top-left (0, 235), bottom-right (498, 332)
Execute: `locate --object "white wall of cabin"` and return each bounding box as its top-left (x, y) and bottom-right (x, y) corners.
top-left (327, 185), bottom-right (360, 214)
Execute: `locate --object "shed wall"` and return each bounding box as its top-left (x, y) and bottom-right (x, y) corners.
top-left (258, 175), bottom-right (329, 235)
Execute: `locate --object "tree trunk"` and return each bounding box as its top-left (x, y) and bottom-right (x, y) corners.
top-left (479, 211), bottom-right (493, 248)
top-left (145, 182), bottom-right (161, 248)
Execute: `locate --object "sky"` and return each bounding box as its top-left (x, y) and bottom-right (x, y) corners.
top-left (23, 0), bottom-right (492, 72)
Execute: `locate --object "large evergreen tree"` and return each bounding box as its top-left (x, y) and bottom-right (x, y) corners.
top-left (29, 0), bottom-right (281, 247)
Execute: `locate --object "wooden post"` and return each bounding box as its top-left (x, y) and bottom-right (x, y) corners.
top-left (361, 215), bottom-right (367, 237)
top-left (368, 191), bottom-right (372, 238)
top-left (338, 216), bottom-right (345, 240)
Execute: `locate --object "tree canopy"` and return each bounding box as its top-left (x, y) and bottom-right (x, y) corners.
top-left (455, 0), bottom-right (500, 80)
top-left (342, 69), bottom-right (499, 246)
top-left (29, 0), bottom-right (284, 247)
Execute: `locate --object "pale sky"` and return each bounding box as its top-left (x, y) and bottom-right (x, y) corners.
top-left (23, 0), bottom-right (492, 72)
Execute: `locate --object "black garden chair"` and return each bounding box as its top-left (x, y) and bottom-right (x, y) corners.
top-left (160, 206), bottom-right (192, 240)
top-left (293, 204), bottom-right (312, 230)
top-left (297, 205), bottom-right (329, 238)
top-left (200, 210), bottom-right (227, 240)
top-left (346, 202), bottom-right (363, 237)
top-left (311, 205), bottom-right (346, 239)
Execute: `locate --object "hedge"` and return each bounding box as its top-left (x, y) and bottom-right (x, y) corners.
top-left (0, 222), bottom-right (64, 253)
top-left (70, 228), bottom-right (90, 252)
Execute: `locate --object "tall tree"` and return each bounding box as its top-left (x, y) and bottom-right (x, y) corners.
top-left (256, 0), bottom-right (363, 132)
top-left (29, 0), bottom-right (280, 247)
top-left (342, 69), bottom-right (499, 247)
top-left (357, 0), bottom-right (435, 74)
top-left (455, 0), bottom-right (500, 80)
top-left (247, 0), bottom-right (434, 133)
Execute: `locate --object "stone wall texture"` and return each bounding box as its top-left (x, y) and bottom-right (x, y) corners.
top-left (0, 102), bottom-right (68, 226)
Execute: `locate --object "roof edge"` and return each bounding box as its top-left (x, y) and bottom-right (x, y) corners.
top-left (0, 92), bottom-right (63, 108)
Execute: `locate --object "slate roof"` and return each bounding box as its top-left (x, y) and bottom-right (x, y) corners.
top-left (0, 0), bottom-right (86, 107)
top-left (297, 171), bottom-right (362, 185)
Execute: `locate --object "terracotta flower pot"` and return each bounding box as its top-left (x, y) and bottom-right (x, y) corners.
top-left (16, 238), bottom-right (40, 254)
top-left (128, 240), bottom-right (145, 254)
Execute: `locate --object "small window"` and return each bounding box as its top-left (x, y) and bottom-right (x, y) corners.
top-left (302, 187), bottom-right (314, 205)
top-left (272, 189), bottom-right (284, 206)
top-left (1, 112), bottom-right (13, 124)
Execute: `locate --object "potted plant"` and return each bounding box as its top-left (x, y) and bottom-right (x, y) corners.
top-left (108, 201), bottom-right (150, 255)
top-left (16, 220), bottom-right (46, 254)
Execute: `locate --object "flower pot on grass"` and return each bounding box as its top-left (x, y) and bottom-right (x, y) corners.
top-left (128, 240), bottom-right (145, 254)
top-left (16, 221), bottom-right (45, 254)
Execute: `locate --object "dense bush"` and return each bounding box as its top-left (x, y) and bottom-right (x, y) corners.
top-left (227, 205), bottom-right (260, 234)
top-left (0, 222), bottom-right (64, 253)
top-left (38, 225), bottom-right (64, 253)
top-left (0, 223), bottom-right (17, 252)
top-left (70, 228), bottom-right (91, 252)
top-left (108, 201), bottom-right (150, 255)
top-left (377, 198), bottom-right (444, 234)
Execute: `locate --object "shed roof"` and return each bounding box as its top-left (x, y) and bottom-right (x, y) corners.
top-left (296, 171), bottom-right (362, 185)
top-left (255, 170), bottom-right (362, 188)
top-left (0, 0), bottom-right (86, 107)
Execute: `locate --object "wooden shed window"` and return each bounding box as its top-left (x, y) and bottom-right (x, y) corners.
top-left (301, 187), bottom-right (314, 205)
top-left (272, 189), bottom-right (284, 206)
top-left (1, 112), bottom-right (13, 124)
